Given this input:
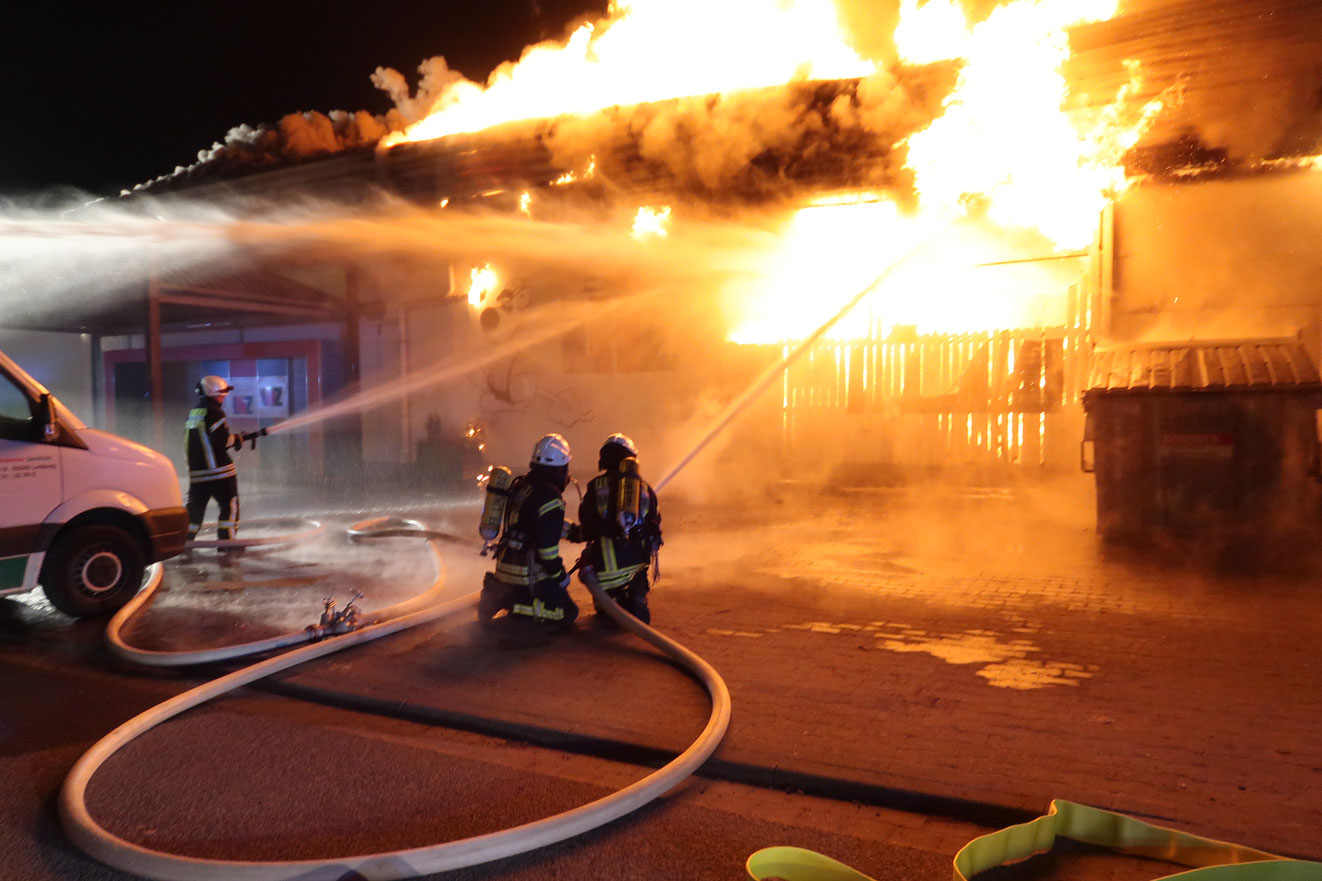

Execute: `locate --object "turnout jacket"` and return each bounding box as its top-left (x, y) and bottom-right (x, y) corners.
top-left (578, 470), bottom-right (661, 590)
top-left (494, 472), bottom-right (569, 587)
top-left (185, 396), bottom-right (239, 483)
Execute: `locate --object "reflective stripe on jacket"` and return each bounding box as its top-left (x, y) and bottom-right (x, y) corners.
top-left (185, 398), bottom-right (237, 482)
top-left (578, 472), bottom-right (659, 589)
top-left (494, 475), bottom-right (567, 587)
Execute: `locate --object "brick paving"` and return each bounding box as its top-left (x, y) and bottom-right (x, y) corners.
top-left (261, 477), bottom-right (1322, 861)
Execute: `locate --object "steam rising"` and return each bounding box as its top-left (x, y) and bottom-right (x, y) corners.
top-left (7, 0), bottom-right (1322, 511)
top-left (0, 189), bottom-right (890, 494)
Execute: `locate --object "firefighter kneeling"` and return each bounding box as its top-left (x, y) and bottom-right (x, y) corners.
top-left (479, 433), bottom-right (581, 628)
top-left (575, 433), bottom-right (661, 624)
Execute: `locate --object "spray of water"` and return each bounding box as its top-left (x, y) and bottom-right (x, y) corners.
top-left (2, 190), bottom-right (935, 498)
top-left (0, 192), bottom-right (783, 328)
top-left (270, 294), bottom-right (637, 435)
top-left (654, 236), bottom-right (930, 492)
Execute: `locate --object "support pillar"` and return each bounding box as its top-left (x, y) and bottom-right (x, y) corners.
top-left (90, 334), bottom-right (103, 429)
top-left (147, 268), bottom-right (165, 450)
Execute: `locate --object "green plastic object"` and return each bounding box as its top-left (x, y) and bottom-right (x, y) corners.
top-left (747, 800), bottom-right (1322, 881)
top-left (747, 846), bottom-right (874, 881)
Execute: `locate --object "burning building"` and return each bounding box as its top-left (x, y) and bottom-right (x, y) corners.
top-left (6, 0), bottom-right (1322, 533)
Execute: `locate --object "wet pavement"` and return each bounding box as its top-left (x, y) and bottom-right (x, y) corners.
top-left (123, 518), bottom-right (458, 653)
top-left (100, 474), bottom-right (1322, 864)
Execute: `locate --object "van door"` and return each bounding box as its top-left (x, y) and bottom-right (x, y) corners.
top-left (0, 369), bottom-right (62, 593)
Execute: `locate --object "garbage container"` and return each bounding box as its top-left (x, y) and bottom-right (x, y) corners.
top-left (1082, 339), bottom-right (1322, 539)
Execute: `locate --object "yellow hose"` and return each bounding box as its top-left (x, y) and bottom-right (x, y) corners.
top-left (747, 800), bottom-right (1322, 881)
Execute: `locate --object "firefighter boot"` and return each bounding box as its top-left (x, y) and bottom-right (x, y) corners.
top-left (478, 573), bottom-right (508, 626)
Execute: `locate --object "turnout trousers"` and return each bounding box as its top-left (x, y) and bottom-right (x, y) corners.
top-left (592, 567), bottom-right (650, 624)
top-left (187, 476), bottom-right (240, 541)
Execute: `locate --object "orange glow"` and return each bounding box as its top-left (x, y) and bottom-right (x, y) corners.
top-left (902, 0), bottom-right (1138, 248)
top-left (388, 0), bottom-right (1169, 346)
top-left (468, 264), bottom-right (498, 307)
top-left (551, 155), bottom-right (598, 186)
top-left (721, 0), bottom-right (1164, 343)
top-left (894, 0), bottom-right (971, 64)
top-left (727, 196), bottom-right (921, 344)
top-left (727, 201), bottom-right (1087, 344)
top-left (631, 205), bottom-right (671, 239)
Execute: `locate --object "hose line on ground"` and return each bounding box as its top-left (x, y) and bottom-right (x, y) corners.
top-left (107, 518), bottom-right (454, 667)
top-left (184, 517), bottom-right (327, 549)
top-left (62, 518), bottom-right (731, 881)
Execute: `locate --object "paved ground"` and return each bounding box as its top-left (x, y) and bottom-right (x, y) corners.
top-left (119, 474), bottom-right (1322, 866)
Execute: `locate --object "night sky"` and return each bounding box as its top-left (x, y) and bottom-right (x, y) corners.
top-left (0, 0), bottom-right (607, 196)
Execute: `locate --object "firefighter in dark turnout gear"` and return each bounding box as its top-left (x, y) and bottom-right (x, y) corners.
top-left (184, 376), bottom-right (244, 544)
top-left (479, 433), bottom-right (581, 627)
top-left (578, 433), bottom-right (661, 624)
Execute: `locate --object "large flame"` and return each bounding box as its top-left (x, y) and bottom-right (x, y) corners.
top-left (727, 196), bottom-right (920, 344)
top-left (468, 263), bottom-right (498, 307)
top-left (726, 200), bottom-right (1080, 344)
top-left (388, 0), bottom-right (1164, 345)
top-left (389, 0), bottom-right (872, 145)
top-left (726, 0), bottom-right (1161, 343)
top-left (901, 0), bottom-right (1129, 248)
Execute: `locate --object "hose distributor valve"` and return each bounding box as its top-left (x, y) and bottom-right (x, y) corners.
top-left (306, 591), bottom-right (365, 640)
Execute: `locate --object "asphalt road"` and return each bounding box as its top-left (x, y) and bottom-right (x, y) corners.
top-left (0, 497), bottom-right (1209, 881)
top-left (2, 603), bottom-right (983, 881)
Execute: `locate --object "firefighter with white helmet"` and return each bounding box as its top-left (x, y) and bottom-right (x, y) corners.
top-left (577, 432), bottom-right (661, 624)
top-left (184, 375), bottom-right (266, 553)
top-left (479, 432), bottom-right (582, 628)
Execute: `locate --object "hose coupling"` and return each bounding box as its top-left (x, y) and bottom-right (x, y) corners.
top-left (308, 591), bottom-right (365, 638)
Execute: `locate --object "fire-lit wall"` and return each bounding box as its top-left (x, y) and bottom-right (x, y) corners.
top-left (775, 325), bottom-right (1090, 479)
top-left (1108, 168), bottom-right (1322, 343)
top-left (368, 272), bottom-right (773, 495)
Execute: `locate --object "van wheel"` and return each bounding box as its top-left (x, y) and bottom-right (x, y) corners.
top-left (40, 525), bottom-right (146, 617)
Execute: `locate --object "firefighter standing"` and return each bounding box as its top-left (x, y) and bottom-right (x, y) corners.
top-left (479, 433), bottom-right (581, 628)
top-left (577, 433), bottom-right (661, 624)
top-left (184, 375), bottom-right (262, 549)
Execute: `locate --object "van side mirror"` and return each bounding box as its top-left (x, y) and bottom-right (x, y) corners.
top-left (38, 393), bottom-right (57, 442)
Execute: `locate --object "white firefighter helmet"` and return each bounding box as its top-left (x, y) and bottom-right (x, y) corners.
top-left (530, 433), bottom-right (571, 467)
top-left (196, 375), bottom-right (234, 397)
top-left (601, 432), bottom-right (638, 457)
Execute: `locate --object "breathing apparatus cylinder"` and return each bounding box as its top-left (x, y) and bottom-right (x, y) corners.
top-left (615, 456), bottom-right (642, 536)
top-left (479, 465), bottom-right (514, 546)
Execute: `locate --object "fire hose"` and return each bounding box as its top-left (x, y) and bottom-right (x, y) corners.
top-left (747, 799), bottom-right (1322, 881)
top-left (182, 515), bottom-right (325, 550)
top-left (61, 516), bottom-right (732, 881)
top-left (108, 518), bottom-right (339, 666)
top-left (108, 518), bottom-right (462, 667)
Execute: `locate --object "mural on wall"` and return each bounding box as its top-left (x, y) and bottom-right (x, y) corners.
top-left (228, 378), bottom-right (259, 416)
top-left (477, 355), bottom-right (595, 429)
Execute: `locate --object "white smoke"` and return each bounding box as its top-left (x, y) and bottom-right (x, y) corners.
top-left (131, 109), bottom-right (402, 195)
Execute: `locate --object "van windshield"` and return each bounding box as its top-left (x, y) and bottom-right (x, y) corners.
top-left (0, 371), bottom-right (37, 441)
top-left (0, 359), bottom-right (86, 435)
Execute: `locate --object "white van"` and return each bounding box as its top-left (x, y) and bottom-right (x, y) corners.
top-left (0, 348), bottom-right (187, 616)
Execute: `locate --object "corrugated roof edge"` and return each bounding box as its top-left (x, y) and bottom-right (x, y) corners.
top-left (1083, 335), bottom-right (1322, 399)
